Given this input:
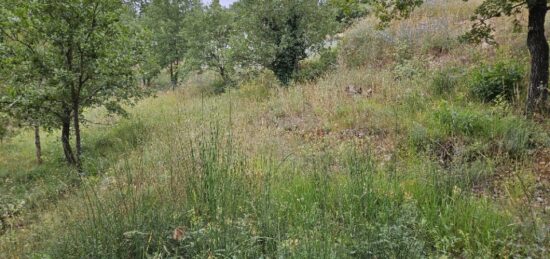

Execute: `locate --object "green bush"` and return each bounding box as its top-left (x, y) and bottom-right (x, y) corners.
top-left (469, 60), bottom-right (524, 103)
top-left (295, 49), bottom-right (338, 82)
top-left (433, 103), bottom-right (490, 138)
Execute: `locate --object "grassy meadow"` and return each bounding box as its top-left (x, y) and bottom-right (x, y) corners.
top-left (1, 0), bottom-right (549, 257)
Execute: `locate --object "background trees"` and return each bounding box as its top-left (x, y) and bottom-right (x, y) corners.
top-left (141, 0), bottom-right (200, 90)
top-left (184, 0), bottom-right (237, 87)
top-left (234, 0), bottom-right (338, 85)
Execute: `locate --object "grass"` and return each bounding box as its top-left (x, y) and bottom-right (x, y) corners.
top-left (1, 0), bottom-right (549, 257)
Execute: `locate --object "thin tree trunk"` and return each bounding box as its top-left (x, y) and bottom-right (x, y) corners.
top-left (61, 115), bottom-right (75, 165)
top-left (34, 124), bottom-right (42, 165)
top-left (170, 63), bottom-right (176, 91)
top-left (526, 1), bottom-right (549, 115)
top-left (219, 66), bottom-right (229, 86)
top-left (174, 59), bottom-right (179, 89)
top-left (73, 101), bottom-right (82, 173)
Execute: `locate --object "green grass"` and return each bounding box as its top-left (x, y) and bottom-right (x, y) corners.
top-left (1, 0), bottom-right (549, 258)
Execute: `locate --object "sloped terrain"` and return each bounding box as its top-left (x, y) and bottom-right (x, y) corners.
top-left (1, 1), bottom-right (549, 257)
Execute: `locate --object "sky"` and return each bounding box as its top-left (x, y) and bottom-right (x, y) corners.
top-left (202, 0), bottom-right (238, 7)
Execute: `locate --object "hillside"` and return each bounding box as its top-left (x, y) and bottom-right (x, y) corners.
top-left (1, 1), bottom-right (549, 258)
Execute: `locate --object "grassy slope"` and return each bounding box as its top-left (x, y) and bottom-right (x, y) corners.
top-left (1, 0), bottom-right (549, 257)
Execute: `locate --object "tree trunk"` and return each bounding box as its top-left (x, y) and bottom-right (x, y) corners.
top-left (526, 2), bottom-right (549, 115)
top-left (170, 63), bottom-right (176, 91)
top-left (175, 59), bottom-right (179, 88)
top-left (61, 115), bottom-right (76, 165)
top-left (34, 125), bottom-right (42, 165)
top-left (73, 101), bottom-right (83, 173)
top-left (219, 66), bottom-right (230, 86)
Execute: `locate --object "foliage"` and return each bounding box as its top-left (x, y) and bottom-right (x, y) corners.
top-left (234, 0), bottom-right (338, 85)
top-left (468, 60), bottom-right (524, 103)
top-left (184, 1), bottom-right (237, 87)
top-left (0, 0), bottom-right (146, 167)
top-left (295, 49), bottom-right (339, 82)
top-left (328, 0), bottom-right (369, 24)
top-left (141, 0), bottom-right (200, 88)
top-left (434, 103), bottom-right (490, 138)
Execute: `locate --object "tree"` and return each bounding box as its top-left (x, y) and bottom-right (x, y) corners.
top-left (0, 1), bottom-right (146, 171)
top-left (0, 80), bottom-right (50, 165)
top-left (329, 0), bottom-right (369, 24)
top-left (234, 0), bottom-right (338, 85)
top-left (142, 0), bottom-right (200, 90)
top-left (372, 0), bottom-right (549, 116)
top-left (184, 0), bottom-right (237, 87)
top-left (0, 15), bottom-right (53, 164)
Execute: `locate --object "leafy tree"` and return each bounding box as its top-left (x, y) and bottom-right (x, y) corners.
top-left (0, 0), bottom-right (145, 171)
top-left (329, 0), bottom-right (370, 24)
top-left (141, 0), bottom-right (200, 89)
top-left (184, 0), bottom-right (237, 87)
top-left (234, 0), bottom-right (338, 85)
top-left (372, 0), bottom-right (549, 116)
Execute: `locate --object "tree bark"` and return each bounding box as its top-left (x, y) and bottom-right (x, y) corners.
top-left (170, 63), bottom-right (176, 91)
top-left (61, 113), bottom-right (76, 165)
top-left (174, 59), bottom-right (179, 89)
top-left (526, 1), bottom-right (549, 115)
top-left (34, 124), bottom-right (42, 165)
top-left (73, 101), bottom-right (82, 173)
top-left (219, 66), bottom-right (230, 86)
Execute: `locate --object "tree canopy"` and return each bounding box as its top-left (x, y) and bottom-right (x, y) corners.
top-left (0, 0), bottom-right (146, 170)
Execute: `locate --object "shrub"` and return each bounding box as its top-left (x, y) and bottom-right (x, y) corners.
top-left (495, 117), bottom-right (548, 158)
top-left (295, 49), bottom-right (338, 82)
top-left (433, 103), bottom-right (490, 138)
top-left (468, 60), bottom-right (524, 103)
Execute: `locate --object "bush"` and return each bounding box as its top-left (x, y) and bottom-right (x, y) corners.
top-left (433, 103), bottom-right (490, 138)
top-left (295, 49), bottom-right (338, 82)
top-left (469, 60), bottom-right (524, 103)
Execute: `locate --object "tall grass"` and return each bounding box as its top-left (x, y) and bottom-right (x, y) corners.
top-left (35, 124), bottom-right (542, 258)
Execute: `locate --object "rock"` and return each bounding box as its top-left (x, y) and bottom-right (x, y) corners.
top-left (345, 85), bottom-right (362, 96)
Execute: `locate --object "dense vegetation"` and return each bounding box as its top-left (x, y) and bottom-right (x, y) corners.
top-left (0, 0), bottom-right (549, 258)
